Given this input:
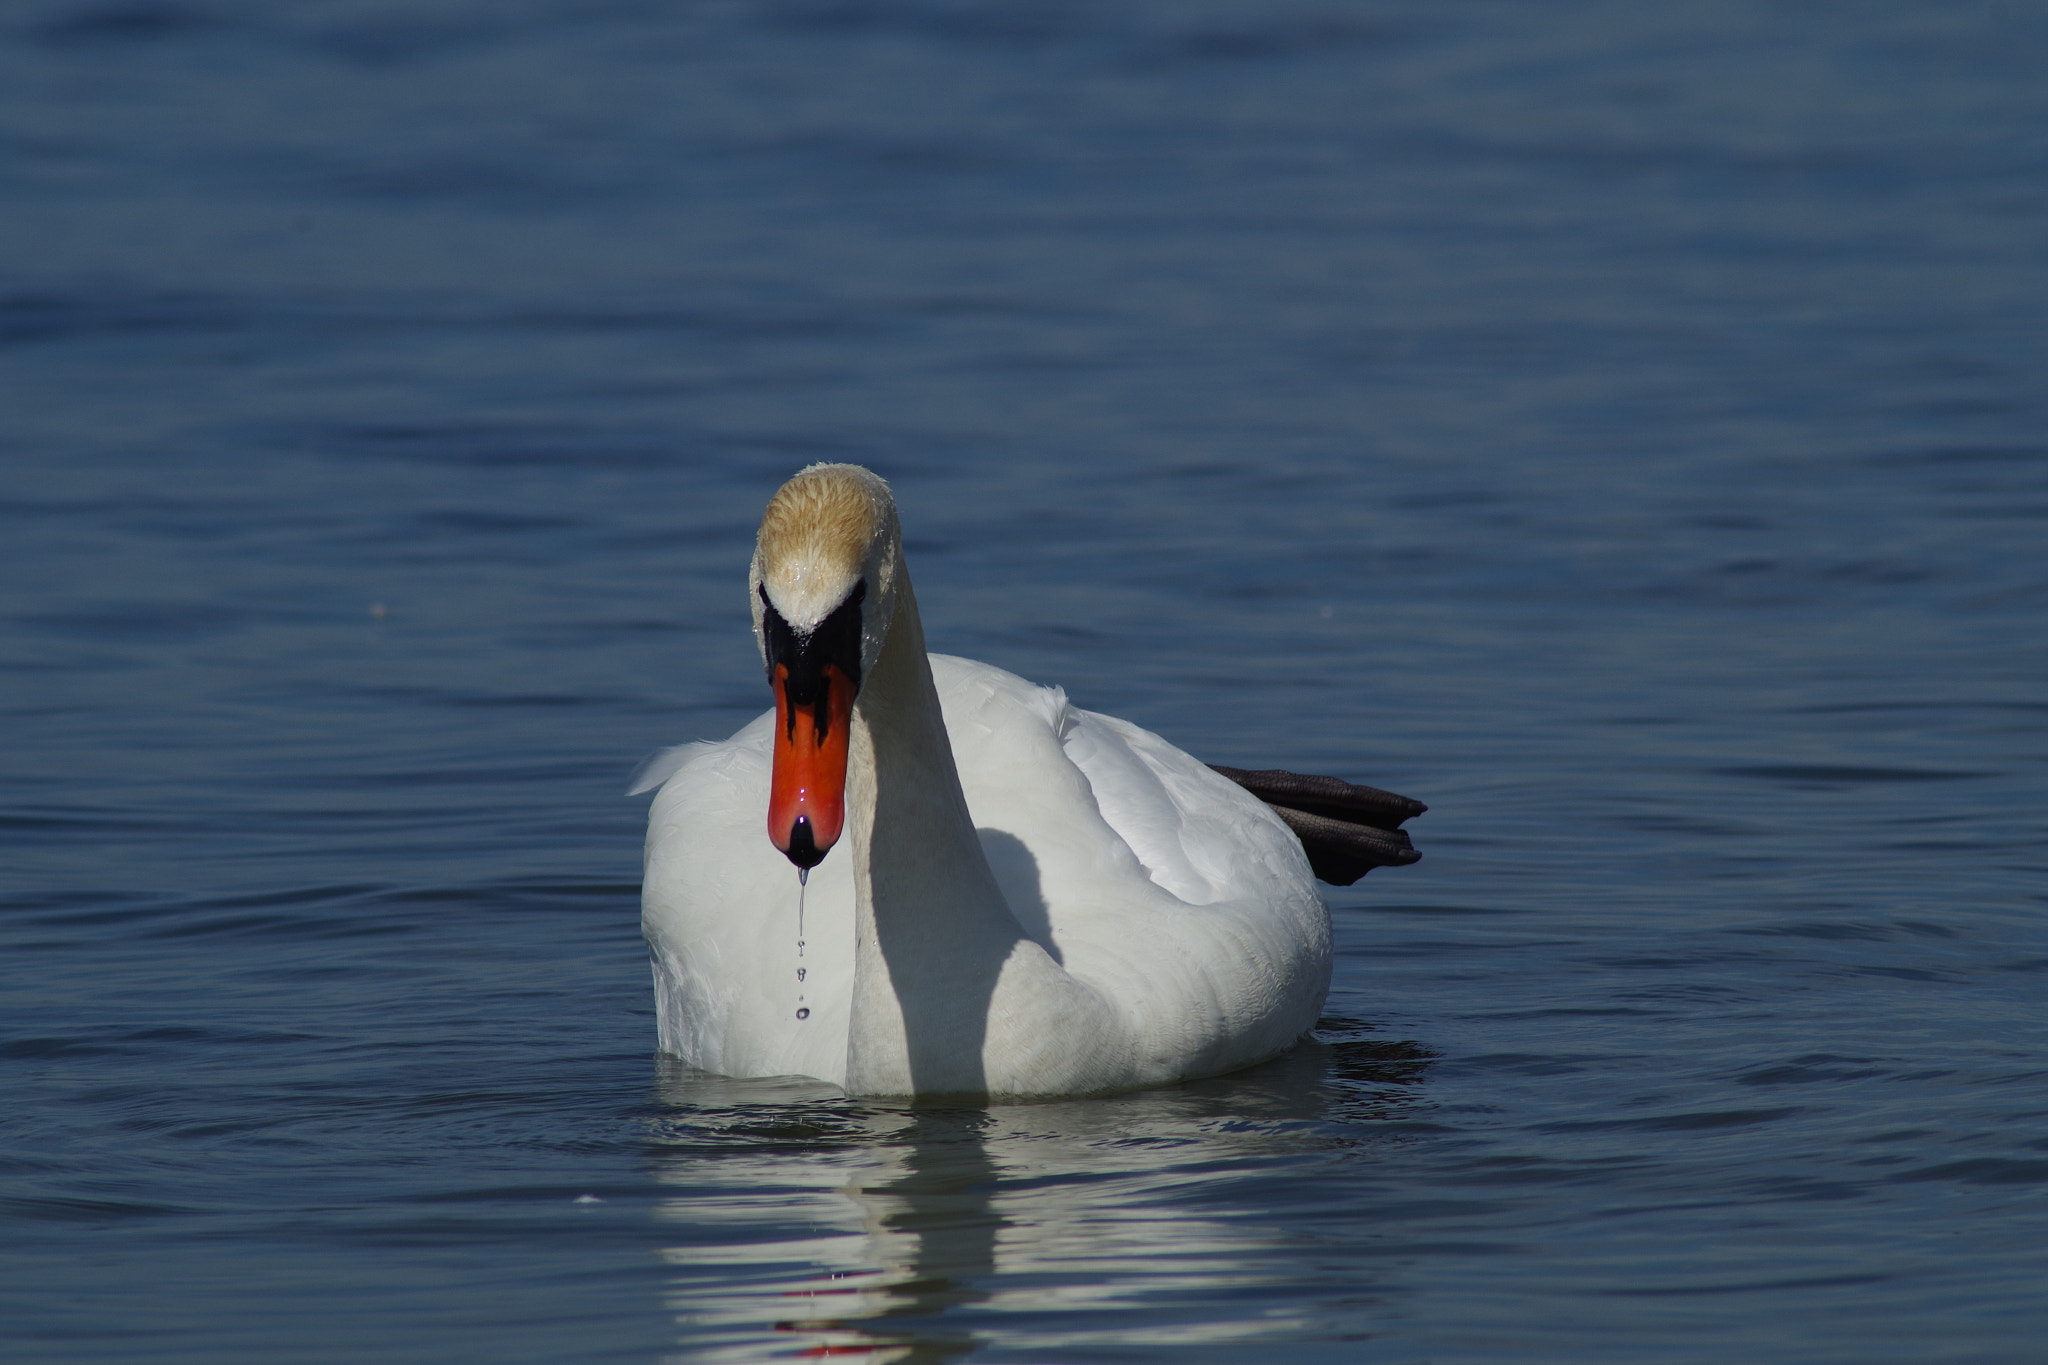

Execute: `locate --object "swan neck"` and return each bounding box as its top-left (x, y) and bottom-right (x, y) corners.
top-left (843, 566), bottom-right (1027, 1095)
top-left (847, 570), bottom-right (997, 916)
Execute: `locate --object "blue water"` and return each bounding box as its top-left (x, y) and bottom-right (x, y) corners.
top-left (5, 1), bottom-right (2047, 1360)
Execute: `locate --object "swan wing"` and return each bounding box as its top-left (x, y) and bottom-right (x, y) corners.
top-left (931, 655), bottom-right (1331, 1073)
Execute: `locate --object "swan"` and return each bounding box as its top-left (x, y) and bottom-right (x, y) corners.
top-left (638, 463), bottom-right (1422, 1099)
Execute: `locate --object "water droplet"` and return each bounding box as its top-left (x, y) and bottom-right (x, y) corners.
top-left (796, 967), bottom-right (806, 982)
top-left (795, 1007), bottom-right (810, 1021)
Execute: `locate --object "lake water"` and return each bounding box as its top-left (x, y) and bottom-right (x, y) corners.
top-left (4, 1), bottom-right (2046, 1361)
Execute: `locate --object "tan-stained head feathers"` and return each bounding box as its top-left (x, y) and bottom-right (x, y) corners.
top-left (749, 463), bottom-right (901, 670)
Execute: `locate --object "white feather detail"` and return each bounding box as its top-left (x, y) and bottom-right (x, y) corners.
top-left (626, 741), bottom-right (718, 797)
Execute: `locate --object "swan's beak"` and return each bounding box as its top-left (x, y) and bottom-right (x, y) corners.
top-left (759, 581), bottom-right (866, 871)
top-left (767, 658), bottom-right (856, 870)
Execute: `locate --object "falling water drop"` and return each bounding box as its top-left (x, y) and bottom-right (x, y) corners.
top-left (795, 872), bottom-right (809, 1016)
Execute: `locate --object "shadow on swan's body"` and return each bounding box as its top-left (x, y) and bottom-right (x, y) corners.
top-left (638, 463), bottom-right (1420, 1100)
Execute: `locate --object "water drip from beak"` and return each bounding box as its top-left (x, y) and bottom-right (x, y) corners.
top-left (795, 871), bottom-right (808, 1021)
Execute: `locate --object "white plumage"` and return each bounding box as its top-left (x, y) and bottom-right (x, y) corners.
top-left (639, 466), bottom-right (1330, 1099)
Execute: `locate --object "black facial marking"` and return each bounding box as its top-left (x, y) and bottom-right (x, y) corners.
top-left (760, 579), bottom-right (866, 741)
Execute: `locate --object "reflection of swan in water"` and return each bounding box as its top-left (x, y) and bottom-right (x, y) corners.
top-left (647, 1032), bottom-right (1432, 1361)
top-left (776, 1109), bottom-right (998, 1365)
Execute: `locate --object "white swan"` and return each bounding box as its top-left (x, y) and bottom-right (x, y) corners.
top-left (638, 464), bottom-right (1338, 1099)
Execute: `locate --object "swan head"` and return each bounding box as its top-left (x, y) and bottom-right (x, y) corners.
top-left (749, 463), bottom-right (902, 871)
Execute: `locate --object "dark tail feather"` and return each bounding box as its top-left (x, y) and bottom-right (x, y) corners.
top-left (1210, 766), bottom-right (1426, 886)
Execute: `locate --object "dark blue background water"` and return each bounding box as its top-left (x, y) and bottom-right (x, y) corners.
top-left (4, 2), bottom-right (2046, 1360)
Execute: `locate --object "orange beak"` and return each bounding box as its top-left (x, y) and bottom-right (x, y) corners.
top-left (767, 661), bottom-right (855, 869)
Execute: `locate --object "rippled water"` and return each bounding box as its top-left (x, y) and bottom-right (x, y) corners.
top-left (5, 1), bottom-right (2047, 1361)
